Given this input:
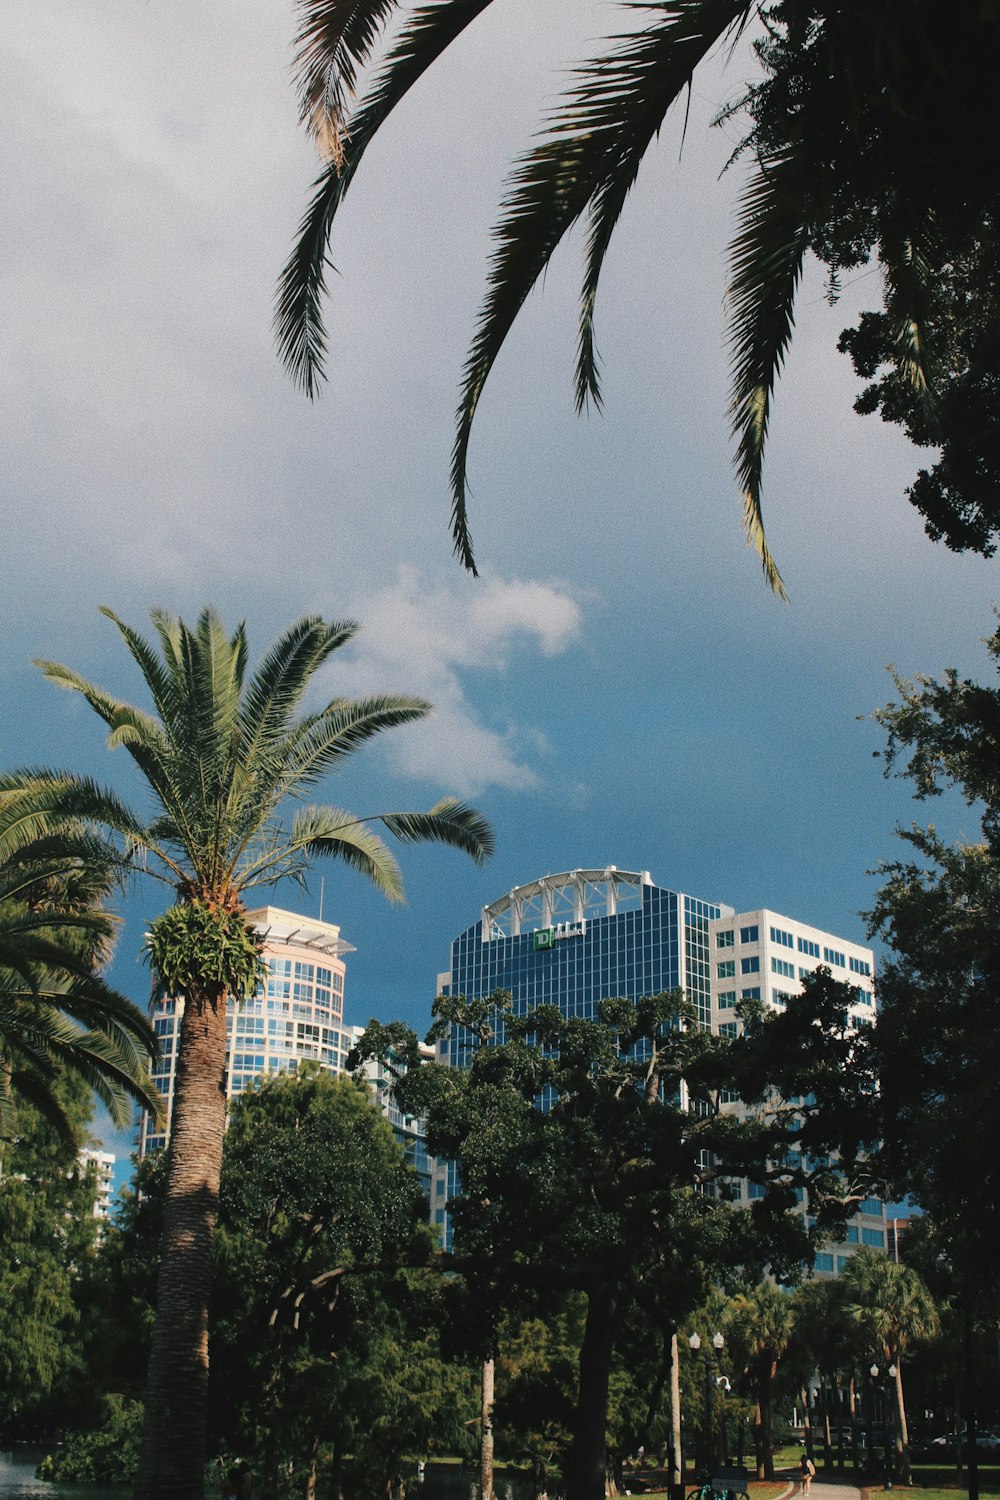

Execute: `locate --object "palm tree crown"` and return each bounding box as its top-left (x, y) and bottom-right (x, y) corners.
top-left (0, 773), bottom-right (159, 1143)
top-left (36, 606), bottom-right (491, 910)
top-left (33, 605), bottom-right (493, 1500)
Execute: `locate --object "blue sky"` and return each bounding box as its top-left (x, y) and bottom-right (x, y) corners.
top-left (3, 0), bottom-right (993, 1161)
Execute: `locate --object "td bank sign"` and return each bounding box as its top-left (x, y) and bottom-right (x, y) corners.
top-left (533, 920), bottom-right (587, 950)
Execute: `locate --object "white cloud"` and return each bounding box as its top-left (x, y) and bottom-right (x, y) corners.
top-left (314, 568), bottom-right (585, 795)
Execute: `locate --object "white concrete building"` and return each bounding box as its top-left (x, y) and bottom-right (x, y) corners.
top-left (139, 905), bottom-right (353, 1156)
top-left (709, 907), bottom-right (883, 1273)
top-left (81, 1147), bottom-right (116, 1223)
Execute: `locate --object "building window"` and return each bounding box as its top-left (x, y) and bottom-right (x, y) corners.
top-left (823, 947), bottom-right (846, 968)
top-left (741, 987), bottom-right (761, 1000)
top-left (773, 990), bottom-right (794, 1006)
top-left (717, 930), bottom-right (734, 949)
top-left (849, 956), bottom-right (872, 976)
top-left (740, 924), bottom-right (759, 944)
top-left (717, 960), bottom-right (735, 979)
top-left (771, 957), bottom-right (795, 978)
top-left (747, 1182), bottom-right (766, 1199)
top-left (719, 1021), bottom-right (738, 1038)
top-left (859, 1197), bottom-right (883, 1216)
top-left (718, 990), bottom-right (736, 1009)
top-left (814, 1252), bottom-right (835, 1273)
top-left (798, 938), bottom-right (820, 957)
top-left (741, 956), bottom-right (760, 974)
top-left (770, 926), bottom-right (794, 948)
top-left (844, 1225), bottom-right (859, 1244)
top-left (862, 1227), bottom-right (886, 1248)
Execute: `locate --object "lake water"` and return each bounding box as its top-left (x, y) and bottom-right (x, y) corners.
top-left (0, 1453), bottom-right (535, 1500)
top-left (0, 1451), bottom-right (120, 1500)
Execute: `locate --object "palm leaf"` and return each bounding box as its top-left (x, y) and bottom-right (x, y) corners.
top-left (277, 0), bottom-right (498, 395)
top-left (279, 804), bottom-right (406, 901)
top-left (452, 0), bottom-right (756, 571)
top-left (276, 695), bottom-right (432, 791)
top-left (294, 0), bottom-right (399, 162)
top-left (239, 617), bottom-right (359, 757)
top-left (378, 797), bottom-right (494, 863)
top-left (575, 0), bottom-right (757, 412)
top-left (727, 145), bottom-right (809, 598)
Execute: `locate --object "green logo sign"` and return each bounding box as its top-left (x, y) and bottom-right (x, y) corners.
top-left (533, 928), bottom-right (555, 950)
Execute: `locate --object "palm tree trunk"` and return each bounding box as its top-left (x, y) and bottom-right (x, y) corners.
top-left (893, 1360), bottom-right (911, 1484)
top-left (758, 1359), bottom-right (776, 1481)
top-left (136, 983), bottom-right (230, 1500)
top-left (481, 1353), bottom-right (496, 1500)
top-left (670, 1332), bottom-right (683, 1498)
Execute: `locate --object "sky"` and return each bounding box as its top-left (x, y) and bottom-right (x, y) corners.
top-left (3, 0), bottom-right (995, 1162)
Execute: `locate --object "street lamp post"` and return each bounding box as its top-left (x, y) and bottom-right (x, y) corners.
top-left (870, 1363), bottom-right (897, 1490)
top-left (690, 1332), bottom-right (726, 1476)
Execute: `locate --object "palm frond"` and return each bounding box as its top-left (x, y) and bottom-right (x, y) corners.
top-left (0, 1059), bottom-right (74, 1146)
top-left (727, 146), bottom-right (809, 598)
top-left (294, 0), bottom-right (398, 163)
top-left (98, 606), bottom-right (183, 732)
top-left (379, 796), bottom-right (494, 864)
top-left (575, 0), bottom-right (757, 412)
top-left (240, 617), bottom-right (359, 755)
top-left (281, 805), bottom-right (406, 902)
top-left (0, 980), bottom-right (160, 1135)
top-left (276, 695), bottom-right (432, 793)
top-left (452, 0), bottom-right (756, 570)
top-left (277, 0), bottom-right (498, 394)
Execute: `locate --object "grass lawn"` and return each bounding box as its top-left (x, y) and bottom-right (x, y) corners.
top-left (866, 1469), bottom-right (1000, 1497)
top-left (867, 1490), bottom-right (1000, 1498)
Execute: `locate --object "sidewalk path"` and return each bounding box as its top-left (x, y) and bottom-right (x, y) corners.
top-left (788, 1479), bottom-right (865, 1500)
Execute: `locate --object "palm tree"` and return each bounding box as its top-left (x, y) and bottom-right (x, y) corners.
top-left (277, 1), bottom-right (1000, 594)
top-left (0, 773), bottom-right (160, 1143)
top-left (841, 1246), bottom-right (939, 1484)
top-left (33, 605), bottom-right (494, 1500)
top-left (725, 1280), bottom-right (793, 1479)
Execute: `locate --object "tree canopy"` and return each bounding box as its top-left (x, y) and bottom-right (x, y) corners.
top-left (354, 978), bottom-right (880, 1500)
top-left (867, 622), bottom-right (1000, 1309)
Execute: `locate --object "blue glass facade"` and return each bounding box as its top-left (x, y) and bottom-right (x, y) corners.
top-left (441, 877), bottom-right (725, 1066)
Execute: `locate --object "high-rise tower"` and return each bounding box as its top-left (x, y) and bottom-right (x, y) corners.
top-left (139, 905), bottom-right (353, 1156)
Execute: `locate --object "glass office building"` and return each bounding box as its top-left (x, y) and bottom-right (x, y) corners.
top-left (437, 867), bottom-right (729, 1061)
top-left (432, 868), bottom-right (884, 1268)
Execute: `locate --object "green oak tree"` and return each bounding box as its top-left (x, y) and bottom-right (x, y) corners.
top-left (30, 606), bottom-right (493, 1500)
top-left (865, 625), bottom-right (1000, 1500)
top-left (279, 1), bottom-right (1000, 593)
top-left (0, 1077), bottom-right (102, 1442)
top-left (868, 623), bottom-right (1000, 1292)
top-left (211, 1065), bottom-right (436, 1499)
